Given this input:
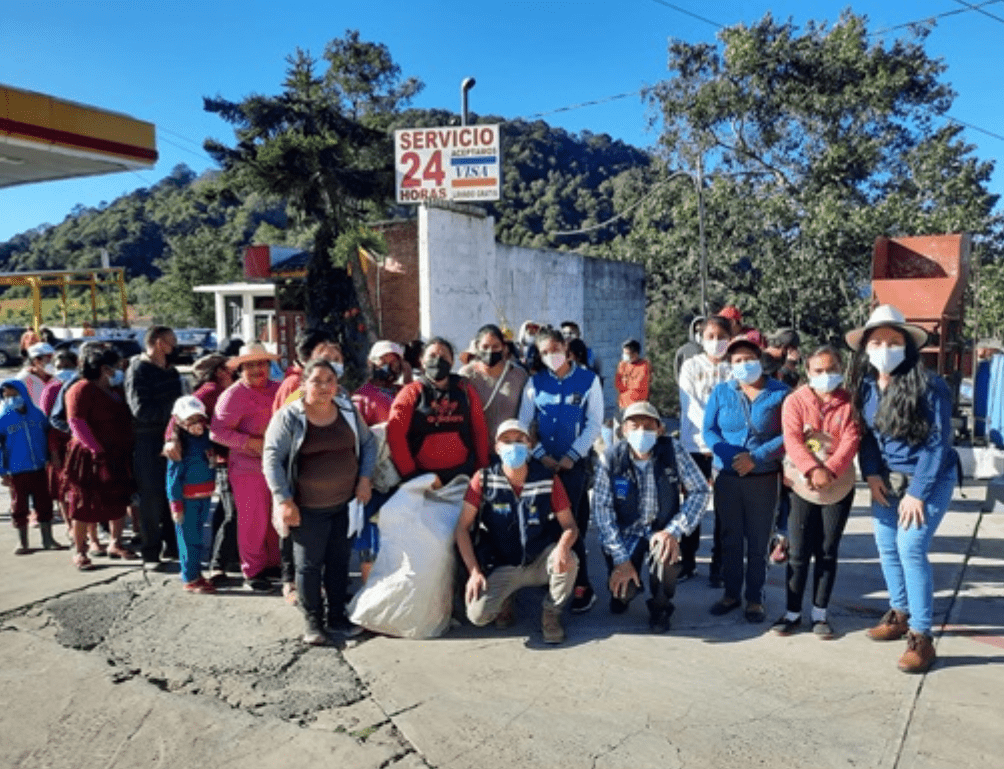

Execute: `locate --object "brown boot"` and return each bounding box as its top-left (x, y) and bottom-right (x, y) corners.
top-left (898, 631), bottom-right (936, 673)
top-left (867, 608), bottom-right (909, 641)
top-left (541, 607), bottom-right (565, 644)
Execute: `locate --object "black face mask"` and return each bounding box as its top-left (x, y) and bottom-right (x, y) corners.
top-left (479, 349), bottom-right (504, 367)
top-left (166, 348), bottom-right (182, 366)
top-left (373, 364), bottom-right (398, 382)
top-left (424, 356), bottom-right (452, 381)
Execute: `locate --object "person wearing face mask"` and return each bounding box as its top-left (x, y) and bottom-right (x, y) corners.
top-left (165, 396), bottom-right (217, 594)
top-left (17, 341), bottom-right (57, 408)
top-left (678, 315), bottom-right (733, 585)
top-left (387, 337), bottom-right (489, 488)
top-left (673, 316), bottom-right (705, 383)
top-left (64, 347), bottom-right (138, 569)
top-left (518, 327), bottom-right (604, 612)
top-left (773, 346), bottom-right (861, 639)
top-left (273, 329), bottom-right (344, 412)
top-left (125, 326), bottom-right (186, 566)
top-left (846, 305), bottom-right (955, 674)
top-left (593, 402), bottom-right (710, 632)
top-left (702, 333), bottom-right (790, 623)
top-left (454, 419), bottom-right (578, 644)
top-left (0, 379), bottom-right (64, 555)
top-left (615, 339), bottom-right (651, 410)
top-left (459, 324), bottom-right (529, 440)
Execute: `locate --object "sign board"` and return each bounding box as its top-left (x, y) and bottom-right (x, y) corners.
top-left (394, 124), bottom-right (501, 204)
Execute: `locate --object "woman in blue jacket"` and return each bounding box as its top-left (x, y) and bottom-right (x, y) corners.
top-left (846, 305), bottom-right (956, 674)
top-left (702, 334), bottom-right (790, 623)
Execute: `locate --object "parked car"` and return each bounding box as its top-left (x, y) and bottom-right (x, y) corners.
top-left (0, 326), bottom-right (25, 367)
top-left (54, 337), bottom-right (143, 361)
top-left (173, 328), bottom-right (217, 363)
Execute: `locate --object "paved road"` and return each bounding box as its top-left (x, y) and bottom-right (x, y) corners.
top-left (1, 480), bottom-right (1001, 769)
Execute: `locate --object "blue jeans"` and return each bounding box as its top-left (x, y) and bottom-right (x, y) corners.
top-left (871, 473), bottom-right (954, 635)
top-left (175, 497), bottom-right (211, 583)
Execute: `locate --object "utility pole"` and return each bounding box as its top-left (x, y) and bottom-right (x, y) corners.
top-left (695, 154), bottom-right (709, 318)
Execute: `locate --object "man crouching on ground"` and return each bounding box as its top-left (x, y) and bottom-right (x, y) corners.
top-left (455, 419), bottom-right (578, 644)
top-left (594, 401), bottom-right (711, 632)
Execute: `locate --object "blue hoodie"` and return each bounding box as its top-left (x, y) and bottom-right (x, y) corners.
top-left (0, 378), bottom-right (49, 476)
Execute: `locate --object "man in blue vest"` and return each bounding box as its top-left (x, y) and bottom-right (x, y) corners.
top-left (518, 326), bottom-right (604, 612)
top-left (455, 419), bottom-right (579, 644)
top-left (593, 401), bottom-right (711, 632)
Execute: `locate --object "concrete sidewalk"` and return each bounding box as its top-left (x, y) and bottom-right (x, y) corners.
top-left (1, 480), bottom-right (1002, 769)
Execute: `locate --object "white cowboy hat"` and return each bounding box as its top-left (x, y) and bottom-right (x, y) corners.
top-left (845, 305), bottom-right (928, 351)
top-left (226, 341), bottom-right (280, 370)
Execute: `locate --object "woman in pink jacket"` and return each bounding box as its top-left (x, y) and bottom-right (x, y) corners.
top-left (773, 345), bottom-right (861, 639)
top-left (211, 342), bottom-right (281, 591)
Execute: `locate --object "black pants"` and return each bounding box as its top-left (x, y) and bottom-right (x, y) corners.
top-left (133, 430), bottom-right (176, 562)
top-left (786, 489), bottom-right (853, 613)
top-left (209, 467), bottom-right (239, 573)
top-left (681, 453), bottom-right (714, 575)
top-left (290, 504), bottom-right (354, 629)
top-left (603, 537), bottom-right (678, 610)
top-left (714, 471), bottom-right (779, 604)
top-left (557, 458), bottom-right (592, 589)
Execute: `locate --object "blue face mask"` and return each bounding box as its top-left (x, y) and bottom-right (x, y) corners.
top-left (55, 369), bottom-right (77, 383)
top-left (601, 425), bottom-right (614, 447)
top-left (109, 370), bottom-right (124, 387)
top-left (809, 372), bottom-right (843, 394)
top-left (498, 442), bottom-right (529, 469)
top-left (626, 429), bottom-right (658, 456)
top-left (732, 360), bottom-right (763, 384)
top-left (6, 395), bottom-right (25, 411)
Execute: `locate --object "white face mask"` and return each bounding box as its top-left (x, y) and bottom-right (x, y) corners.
top-left (809, 372), bottom-right (843, 394)
top-left (331, 361), bottom-right (345, 378)
top-left (703, 338), bottom-right (729, 359)
top-left (43, 363), bottom-right (56, 376)
top-left (621, 353), bottom-right (632, 363)
top-left (732, 360), bottom-right (762, 385)
top-left (867, 346), bottom-right (906, 375)
top-left (543, 352), bottom-right (566, 372)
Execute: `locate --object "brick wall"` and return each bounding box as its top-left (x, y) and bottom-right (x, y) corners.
top-left (369, 219), bottom-right (421, 344)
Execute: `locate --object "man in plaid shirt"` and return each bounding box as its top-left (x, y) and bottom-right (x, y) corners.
top-left (594, 401), bottom-right (710, 632)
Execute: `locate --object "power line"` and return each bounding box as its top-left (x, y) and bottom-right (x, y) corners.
top-left (159, 126), bottom-right (207, 149)
top-left (526, 90), bottom-right (642, 120)
top-left (871, 0), bottom-right (1004, 35)
top-left (950, 0), bottom-right (1004, 26)
top-left (158, 134), bottom-right (214, 163)
top-left (645, 0), bottom-right (723, 30)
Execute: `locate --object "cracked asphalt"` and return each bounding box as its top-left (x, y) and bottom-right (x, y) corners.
top-left (2, 481), bottom-right (1003, 768)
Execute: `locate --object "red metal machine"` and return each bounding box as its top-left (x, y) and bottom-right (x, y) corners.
top-left (871, 233), bottom-right (971, 398)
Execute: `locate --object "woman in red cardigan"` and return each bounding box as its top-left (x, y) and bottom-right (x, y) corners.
top-left (387, 337), bottom-right (489, 487)
top-left (774, 345), bottom-right (861, 639)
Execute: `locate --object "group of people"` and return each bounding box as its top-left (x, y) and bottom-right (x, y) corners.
top-left (677, 303), bottom-right (956, 673)
top-left (3, 302), bottom-right (956, 674)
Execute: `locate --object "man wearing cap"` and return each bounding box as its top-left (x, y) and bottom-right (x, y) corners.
top-left (764, 328), bottom-right (802, 389)
top-left (125, 325), bottom-right (186, 565)
top-left (273, 328), bottom-right (344, 412)
top-left (353, 340), bottom-right (405, 426)
top-left (593, 401), bottom-right (710, 631)
top-left (17, 341), bottom-right (56, 408)
top-left (455, 419), bottom-right (579, 644)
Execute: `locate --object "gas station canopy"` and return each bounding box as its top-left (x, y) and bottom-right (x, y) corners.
top-left (0, 84), bottom-right (158, 188)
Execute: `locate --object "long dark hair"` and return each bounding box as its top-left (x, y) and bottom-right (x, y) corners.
top-left (848, 327), bottom-right (930, 445)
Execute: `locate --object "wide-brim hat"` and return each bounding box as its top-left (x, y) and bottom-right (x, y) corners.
top-left (192, 353), bottom-right (229, 381)
top-left (621, 401), bottom-right (661, 423)
top-left (724, 332), bottom-right (763, 359)
top-left (845, 305), bottom-right (928, 351)
top-left (226, 341), bottom-right (280, 370)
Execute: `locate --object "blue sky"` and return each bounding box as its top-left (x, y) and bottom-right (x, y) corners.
top-left (1, 0), bottom-right (1001, 243)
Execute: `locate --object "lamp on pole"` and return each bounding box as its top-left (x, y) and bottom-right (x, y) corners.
top-left (460, 77), bottom-right (476, 126)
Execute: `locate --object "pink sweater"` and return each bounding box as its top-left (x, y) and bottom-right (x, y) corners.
top-left (210, 380), bottom-right (280, 476)
top-left (781, 385), bottom-right (861, 479)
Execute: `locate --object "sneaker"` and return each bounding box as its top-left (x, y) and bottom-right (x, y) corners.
top-left (898, 631), bottom-right (936, 673)
top-left (327, 617), bottom-right (364, 638)
top-left (769, 536), bottom-right (789, 564)
top-left (771, 615), bottom-right (802, 636)
top-left (867, 608), bottom-right (909, 642)
top-left (303, 620), bottom-right (329, 646)
top-left (208, 569), bottom-right (228, 585)
top-left (570, 585), bottom-right (596, 614)
top-left (541, 607), bottom-right (565, 644)
top-left (646, 599), bottom-right (674, 634)
top-left (744, 603), bottom-right (766, 624)
top-left (243, 576), bottom-right (272, 593)
top-left (812, 619), bottom-right (836, 640)
top-left (495, 596), bottom-right (517, 629)
top-left (183, 578), bottom-right (217, 595)
top-left (709, 596), bottom-right (741, 616)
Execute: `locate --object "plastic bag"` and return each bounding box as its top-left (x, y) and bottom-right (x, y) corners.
top-left (348, 472), bottom-right (468, 639)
